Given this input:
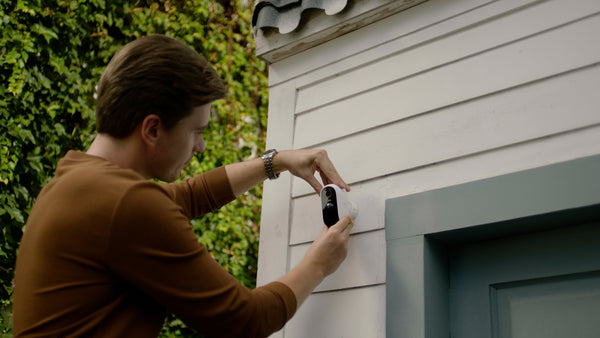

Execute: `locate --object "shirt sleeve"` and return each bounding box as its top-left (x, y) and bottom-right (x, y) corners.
top-left (161, 166), bottom-right (236, 220)
top-left (106, 181), bottom-right (296, 337)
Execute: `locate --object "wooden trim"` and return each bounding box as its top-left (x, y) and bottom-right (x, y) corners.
top-left (386, 154), bottom-right (600, 241)
top-left (385, 155), bottom-right (600, 338)
top-left (255, 0), bottom-right (428, 63)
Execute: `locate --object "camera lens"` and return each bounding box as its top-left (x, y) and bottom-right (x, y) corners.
top-left (325, 190), bottom-right (332, 197)
top-left (323, 202), bottom-right (338, 227)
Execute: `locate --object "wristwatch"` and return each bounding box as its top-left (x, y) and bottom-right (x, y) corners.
top-left (261, 149), bottom-right (279, 180)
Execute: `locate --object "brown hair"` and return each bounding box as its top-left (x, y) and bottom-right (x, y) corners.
top-left (95, 35), bottom-right (227, 138)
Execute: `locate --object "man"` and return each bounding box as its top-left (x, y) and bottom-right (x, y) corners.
top-left (13, 35), bottom-right (353, 337)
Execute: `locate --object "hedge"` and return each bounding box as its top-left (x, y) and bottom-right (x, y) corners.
top-left (0, 1), bottom-right (268, 336)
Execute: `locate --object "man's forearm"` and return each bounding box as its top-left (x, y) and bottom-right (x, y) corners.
top-left (277, 259), bottom-right (326, 309)
top-left (224, 157), bottom-right (268, 197)
top-left (223, 150), bottom-right (293, 197)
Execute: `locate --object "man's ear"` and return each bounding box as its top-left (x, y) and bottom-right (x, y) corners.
top-left (140, 114), bottom-right (162, 146)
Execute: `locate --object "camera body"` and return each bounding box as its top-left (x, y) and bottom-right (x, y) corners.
top-left (320, 184), bottom-right (358, 227)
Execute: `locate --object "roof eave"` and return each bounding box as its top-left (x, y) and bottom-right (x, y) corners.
top-left (252, 0), bottom-right (429, 63)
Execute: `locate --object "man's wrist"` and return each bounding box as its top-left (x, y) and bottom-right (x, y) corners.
top-left (271, 149), bottom-right (287, 176)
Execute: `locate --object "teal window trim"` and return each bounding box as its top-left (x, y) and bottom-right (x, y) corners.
top-left (386, 154), bottom-right (600, 242)
top-left (385, 154), bottom-right (600, 338)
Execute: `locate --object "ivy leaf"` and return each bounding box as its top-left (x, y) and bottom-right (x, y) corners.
top-left (32, 24), bottom-right (58, 43)
top-left (54, 123), bottom-right (67, 136)
top-left (5, 207), bottom-right (24, 224)
top-left (17, 129), bottom-right (35, 144)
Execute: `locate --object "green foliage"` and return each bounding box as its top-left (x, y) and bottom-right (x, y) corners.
top-left (1, 4), bottom-right (103, 332)
top-left (0, 0), bottom-right (268, 336)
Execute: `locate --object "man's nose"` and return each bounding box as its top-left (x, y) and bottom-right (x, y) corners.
top-left (194, 137), bottom-right (206, 153)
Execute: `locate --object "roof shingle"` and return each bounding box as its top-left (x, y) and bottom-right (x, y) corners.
top-left (252, 0), bottom-right (349, 34)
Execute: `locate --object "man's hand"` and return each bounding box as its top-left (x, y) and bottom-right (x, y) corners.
top-left (225, 148), bottom-right (349, 198)
top-left (278, 215), bottom-right (354, 308)
top-left (303, 215), bottom-right (354, 278)
top-left (274, 149), bottom-right (350, 193)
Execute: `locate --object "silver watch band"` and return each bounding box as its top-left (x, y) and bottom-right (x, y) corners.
top-left (261, 149), bottom-right (279, 180)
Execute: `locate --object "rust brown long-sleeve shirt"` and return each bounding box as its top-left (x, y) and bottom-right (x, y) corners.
top-left (13, 151), bottom-right (296, 337)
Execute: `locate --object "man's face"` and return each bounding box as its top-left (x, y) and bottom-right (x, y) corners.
top-left (152, 104), bottom-right (211, 182)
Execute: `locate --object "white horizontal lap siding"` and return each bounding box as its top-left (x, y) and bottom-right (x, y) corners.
top-left (293, 10), bottom-right (600, 150)
top-left (284, 285), bottom-right (386, 338)
top-left (344, 124), bottom-right (600, 217)
top-left (268, 0), bottom-right (495, 85)
top-left (290, 14), bottom-right (600, 197)
top-left (292, 62), bottom-right (600, 197)
top-left (289, 230), bottom-right (386, 292)
top-left (293, 0), bottom-right (600, 113)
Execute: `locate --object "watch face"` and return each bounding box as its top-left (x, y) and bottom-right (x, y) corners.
top-left (263, 149), bottom-right (276, 157)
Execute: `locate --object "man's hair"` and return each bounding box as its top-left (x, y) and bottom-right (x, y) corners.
top-left (95, 34), bottom-right (227, 138)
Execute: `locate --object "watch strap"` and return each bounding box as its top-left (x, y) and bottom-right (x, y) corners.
top-left (261, 149), bottom-right (279, 180)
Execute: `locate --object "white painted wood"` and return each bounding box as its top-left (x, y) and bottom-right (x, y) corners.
top-left (295, 0), bottom-right (600, 114)
top-left (268, 0), bottom-right (495, 85)
top-left (304, 123), bottom-right (600, 227)
top-left (287, 194), bottom-right (321, 244)
top-left (292, 63), bottom-right (600, 197)
top-left (283, 285), bottom-right (387, 338)
top-left (257, 82), bottom-right (297, 287)
top-left (288, 126), bottom-right (600, 244)
top-left (289, 230), bottom-right (386, 292)
top-left (288, 0), bottom-right (547, 89)
top-left (293, 13), bottom-right (600, 149)
top-left (289, 187), bottom-right (384, 245)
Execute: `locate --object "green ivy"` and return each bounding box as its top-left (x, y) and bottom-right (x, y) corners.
top-left (0, 1), bottom-right (268, 336)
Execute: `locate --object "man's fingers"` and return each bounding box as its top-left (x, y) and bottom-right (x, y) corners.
top-left (306, 175), bottom-right (323, 194)
top-left (342, 215), bottom-right (354, 234)
top-left (316, 160), bottom-right (350, 191)
top-left (331, 215), bottom-right (354, 233)
top-left (315, 171), bottom-right (350, 194)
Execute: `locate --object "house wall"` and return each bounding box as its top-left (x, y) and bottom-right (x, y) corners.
top-left (257, 0), bottom-right (600, 337)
